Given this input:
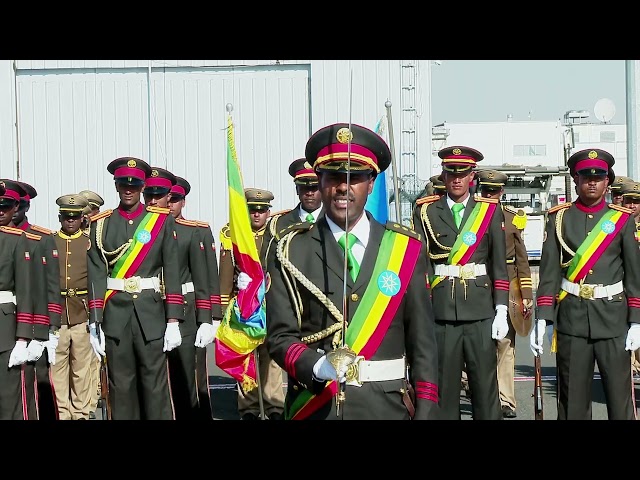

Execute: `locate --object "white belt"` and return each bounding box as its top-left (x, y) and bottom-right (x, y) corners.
top-left (434, 263), bottom-right (487, 279)
top-left (561, 278), bottom-right (624, 300)
top-left (0, 290), bottom-right (16, 304)
top-left (107, 276), bottom-right (161, 294)
top-left (346, 356), bottom-right (406, 387)
top-left (181, 282), bottom-right (194, 295)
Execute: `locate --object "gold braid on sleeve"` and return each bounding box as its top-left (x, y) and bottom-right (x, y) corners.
top-left (555, 208), bottom-right (574, 269)
top-left (420, 202), bottom-right (450, 260)
top-left (95, 217), bottom-right (132, 270)
top-left (276, 230), bottom-right (344, 348)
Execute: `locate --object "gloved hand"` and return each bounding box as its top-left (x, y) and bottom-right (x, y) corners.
top-left (26, 339), bottom-right (45, 362)
top-left (625, 324), bottom-right (640, 351)
top-left (491, 304), bottom-right (509, 340)
top-left (522, 298), bottom-right (534, 317)
top-left (312, 355), bottom-right (347, 383)
top-left (44, 332), bottom-right (59, 365)
top-left (529, 319), bottom-right (547, 356)
top-left (8, 340), bottom-right (29, 368)
top-left (194, 322), bottom-right (217, 348)
top-left (237, 272), bottom-right (252, 291)
top-left (163, 322), bottom-right (182, 352)
top-left (89, 323), bottom-right (106, 359)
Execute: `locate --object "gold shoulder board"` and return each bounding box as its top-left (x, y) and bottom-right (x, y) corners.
top-left (547, 202), bottom-right (572, 214)
top-left (25, 232), bottom-right (42, 241)
top-left (90, 209), bottom-right (113, 222)
top-left (269, 209), bottom-right (291, 218)
top-left (610, 204), bottom-right (634, 214)
top-left (276, 221), bottom-right (313, 241)
top-left (146, 206), bottom-right (170, 214)
top-left (415, 195), bottom-right (441, 206)
top-left (0, 226), bottom-right (25, 236)
top-left (476, 196), bottom-right (499, 204)
top-left (196, 220), bottom-right (210, 228)
top-left (30, 224), bottom-right (53, 235)
top-left (175, 218), bottom-right (198, 227)
top-left (385, 221), bottom-right (422, 241)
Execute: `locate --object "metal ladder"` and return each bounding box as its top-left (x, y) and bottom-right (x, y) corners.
top-left (399, 60), bottom-right (418, 225)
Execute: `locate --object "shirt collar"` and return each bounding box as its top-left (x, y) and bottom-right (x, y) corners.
top-left (325, 211), bottom-right (369, 248)
top-left (118, 202), bottom-right (144, 220)
top-left (299, 205), bottom-right (323, 222)
top-left (58, 229), bottom-right (83, 240)
top-left (446, 194), bottom-right (470, 210)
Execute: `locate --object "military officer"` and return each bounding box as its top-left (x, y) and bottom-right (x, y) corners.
top-left (78, 189), bottom-right (105, 419)
top-left (476, 169), bottom-right (533, 418)
top-left (86, 157), bottom-right (184, 420)
top-left (0, 180), bottom-right (36, 419)
top-left (411, 146), bottom-right (510, 420)
top-left (11, 180), bottom-right (61, 420)
top-left (531, 149), bottom-right (640, 420)
top-left (49, 194), bottom-right (95, 420)
top-left (266, 122), bottom-right (439, 420)
top-left (220, 188), bottom-right (286, 420)
top-left (609, 175), bottom-right (633, 205)
top-left (168, 176), bottom-right (222, 420)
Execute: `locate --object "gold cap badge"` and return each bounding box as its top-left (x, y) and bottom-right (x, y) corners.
top-left (127, 159), bottom-right (137, 167)
top-left (588, 150), bottom-right (598, 159)
top-left (452, 148), bottom-right (462, 155)
top-left (336, 127), bottom-right (353, 144)
top-left (151, 169), bottom-right (159, 177)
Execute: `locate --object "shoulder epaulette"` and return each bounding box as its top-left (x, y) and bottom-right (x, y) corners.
top-left (415, 195), bottom-right (441, 206)
top-left (504, 205), bottom-right (528, 230)
top-left (276, 221), bottom-right (313, 241)
top-left (0, 226), bottom-right (25, 236)
top-left (610, 203), bottom-right (634, 214)
top-left (90, 209), bottom-right (113, 222)
top-left (25, 232), bottom-right (42, 241)
top-left (475, 196), bottom-right (499, 204)
top-left (269, 209), bottom-right (291, 218)
top-left (547, 202), bottom-right (572, 214)
top-left (30, 224), bottom-right (53, 235)
top-left (175, 218), bottom-right (198, 227)
top-left (385, 221), bottom-right (422, 241)
top-left (196, 220), bottom-right (210, 228)
top-left (503, 205), bottom-right (518, 215)
top-left (146, 206), bottom-right (170, 214)
top-left (219, 223), bottom-right (232, 250)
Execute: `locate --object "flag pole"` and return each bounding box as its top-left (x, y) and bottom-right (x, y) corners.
top-left (385, 100), bottom-right (402, 223)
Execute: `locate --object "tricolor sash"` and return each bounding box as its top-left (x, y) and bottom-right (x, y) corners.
top-left (286, 230), bottom-right (422, 420)
top-left (104, 211), bottom-right (167, 303)
top-left (431, 200), bottom-right (496, 289)
top-left (557, 207), bottom-right (628, 303)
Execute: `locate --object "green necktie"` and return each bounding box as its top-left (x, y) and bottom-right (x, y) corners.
top-left (305, 213), bottom-right (314, 223)
top-left (452, 203), bottom-right (464, 229)
top-left (338, 232), bottom-right (360, 282)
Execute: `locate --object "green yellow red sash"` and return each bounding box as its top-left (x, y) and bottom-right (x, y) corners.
top-left (104, 211), bottom-right (167, 303)
top-left (286, 229), bottom-right (421, 420)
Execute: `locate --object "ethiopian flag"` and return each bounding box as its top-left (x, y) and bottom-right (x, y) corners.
top-left (214, 113), bottom-right (267, 392)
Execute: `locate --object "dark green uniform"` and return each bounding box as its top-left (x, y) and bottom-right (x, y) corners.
top-left (0, 226), bottom-right (34, 419)
top-left (87, 204), bottom-right (184, 419)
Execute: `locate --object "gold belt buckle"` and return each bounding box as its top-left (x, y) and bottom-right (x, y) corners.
top-left (460, 264), bottom-right (475, 280)
top-left (67, 288), bottom-right (76, 297)
top-left (124, 277), bottom-right (141, 294)
top-left (579, 284), bottom-right (594, 299)
top-left (345, 356), bottom-right (364, 386)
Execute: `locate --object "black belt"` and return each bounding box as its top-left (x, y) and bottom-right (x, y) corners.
top-left (61, 288), bottom-right (88, 297)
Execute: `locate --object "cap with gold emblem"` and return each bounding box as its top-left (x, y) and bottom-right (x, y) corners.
top-left (476, 169), bottom-right (509, 191)
top-left (0, 179), bottom-right (27, 207)
top-left (56, 194), bottom-right (90, 217)
top-left (107, 157), bottom-right (152, 186)
top-left (245, 188), bottom-right (274, 212)
top-left (609, 175), bottom-right (634, 193)
top-left (305, 123), bottom-right (391, 175)
top-left (429, 174), bottom-right (446, 193)
top-left (143, 167), bottom-right (177, 195)
top-left (78, 190), bottom-right (104, 210)
top-left (620, 181), bottom-right (640, 199)
top-left (439, 146), bottom-right (484, 173)
top-left (568, 148), bottom-right (615, 184)
top-left (288, 158), bottom-right (318, 185)
top-left (170, 176), bottom-right (191, 199)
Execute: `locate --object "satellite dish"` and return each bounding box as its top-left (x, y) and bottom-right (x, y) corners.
top-left (594, 98), bottom-right (616, 123)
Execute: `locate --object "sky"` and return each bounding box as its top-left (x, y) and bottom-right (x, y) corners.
top-left (430, 60), bottom-right (626, 125)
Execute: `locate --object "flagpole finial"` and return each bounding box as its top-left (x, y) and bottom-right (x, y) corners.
top-left (226, 103), bottom-right (233, 113)
top-left (385, 100), bottom-right (392, 108)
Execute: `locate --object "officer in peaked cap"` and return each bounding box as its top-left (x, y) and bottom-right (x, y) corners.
top-left (245, 188), bottom-right (274, 213)
top-left (0, 179), bottom-right (26, 208)
top-left (567, 148), bottom-right (615, 185)
top-left (265, 122), bottom-right (439, 420)
top-left (430, 174), bottom-right (446, 195)
top-left (288, 158), bottom-right (319, 186)
top-left (609, 175), bottom-right (634, 206)
top-left (143, 167), bottom-right (177, 208)
top-left (79, 190), bottom-right (105, 217)
top-left (107, 157), bottom-right (152, 186)
top-left (169, 176), bottom-right (191, 200)
top-left (439, 145), bottom-right (483, 173)
top-left (56, 193), bottom-right (89, 216)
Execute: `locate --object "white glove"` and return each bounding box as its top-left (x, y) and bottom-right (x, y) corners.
top-left (194, 322), bottom-right (217, 348)
top-left (163, 322), bottom-right (182, 352)
top-left (237, 272), bottom-right (251, 291)
top-left (8, 340), bottom-right (29, 368)
top-left (312, 355), bottom-right (347, 383)
top-left (89, 323), bottom-right (106, 359)
top-left (491, 304), bottom-right (509, 340)
top-left (625, 324), bottom-right (640, 351)
top-left (44, 332), bottom-right (59, 365)
top-left (529, 319), bottom-right (547, 356)
top-left (26, 339), bottom-right (45, 362)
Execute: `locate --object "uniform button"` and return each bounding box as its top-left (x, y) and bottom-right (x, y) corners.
top-left (292, 385), bottom-right (299, 391)
top-left (587, 231), bottom-right (591, 235)
top-left (351, 293), bottom-right (359, 302)
top-left (128, 220), bottom-right (134, 225)
top-left (67, 239), bottom-right (71, 243)
top-left (67, 276), bottom-right (71, 280)
top-left (132, 294), bottom-right (138, 299)
top-left (588, 214), bottom-right (593, 219)
top-left (589, 269), bottom-right (593, 274)
top-left (68, 264), bottom-right (72, 267)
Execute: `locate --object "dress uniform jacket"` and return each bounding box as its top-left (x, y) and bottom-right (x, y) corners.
top-left (197, 221), bottom-right (222, 321)
top-left (87, 204), bottom-right (184, 340)
top-left (266, 214), bottom-right (439, 420)
top-left (53, 230), bottom-right (90, 327)
top-left (412, 194), bottom-right (509, 320)
top-left (503, 206), bottom-right (533, 301)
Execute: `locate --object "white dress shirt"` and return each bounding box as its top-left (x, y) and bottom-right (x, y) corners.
top-left (325, 213), bottom-right (369, 266)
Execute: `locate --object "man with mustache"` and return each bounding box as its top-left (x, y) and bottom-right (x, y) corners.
top-left (412, 146), bottom-right (510, 420)
top-left (532, 149), bottom-right (640, 419)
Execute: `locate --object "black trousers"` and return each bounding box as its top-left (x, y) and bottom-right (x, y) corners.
top-left (167, 333), bottom-right (199, 420)
top-left (105, 311), bottom-right (174, 420)
top-left (435, 317), bottom-right (502, 420)
top-left (23, 352), bottom-right (58, 420)
top-left (0, 350), bottom-right (24, 420)
top-left (556, 331), bottom-right (635, 420)
top-left (195, 344), bottom-right (213, 420)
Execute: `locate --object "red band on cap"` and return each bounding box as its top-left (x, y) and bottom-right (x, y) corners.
top-left (315, 144), bottom-right (378, 171)
top-left (22, 195), bottom-right (30, 202)
top-left (145, 177), bottom-right (172, 189)
top-left (295, 167), bottom-right (316, 178)
top-left (114, 166), bottom-right (146, 180)
top-left (171, 185), bottom-right (186, 196)
top-left (2, 189), bottom-right (21, 201)
top-left (574, 159), bottom-right (608, 172)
